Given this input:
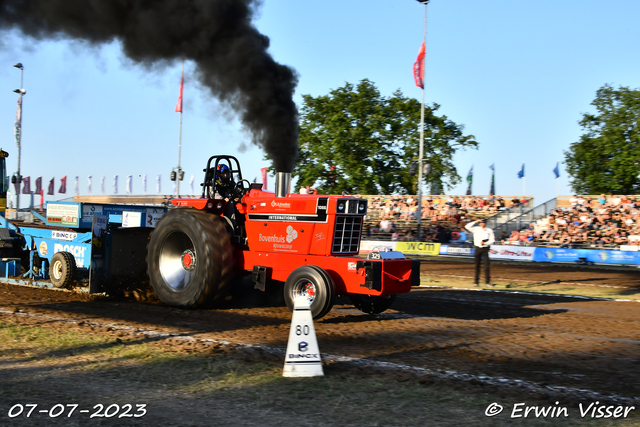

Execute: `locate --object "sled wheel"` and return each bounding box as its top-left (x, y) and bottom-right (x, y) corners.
top-left (284, 265), bottom-right (335, 320)
top-left (349, 294), bottom-right (396, 314)
top-left (147, 208), bottom-right (234, 308)
top-left (49, 251), bottom-right (76, 288)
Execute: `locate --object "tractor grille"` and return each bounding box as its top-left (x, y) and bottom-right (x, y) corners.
top-left (332, 216), bottom-right (363, 253)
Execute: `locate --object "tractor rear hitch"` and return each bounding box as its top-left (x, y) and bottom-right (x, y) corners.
top-left (356, 260), bottom-right (382, 291)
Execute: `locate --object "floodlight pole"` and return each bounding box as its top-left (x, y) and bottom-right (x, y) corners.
top-left (13, 63), bottom-right (24, 212)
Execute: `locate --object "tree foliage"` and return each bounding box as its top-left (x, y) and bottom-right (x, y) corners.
top-left (276, 79), bottom-right (477, 195)
top-left (565, 84), bottom-right (640, 194)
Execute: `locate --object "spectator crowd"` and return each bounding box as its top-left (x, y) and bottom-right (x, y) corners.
top-left (363, 195), bottom-right (529, 243)
top-left (361, 193), bottom-right (640, 249)
top-left (505, 194), bottom-right (640, 248)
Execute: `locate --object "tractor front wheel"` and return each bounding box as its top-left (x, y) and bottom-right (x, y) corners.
top-left (147, 208), bottom-right (234, 308)
top-left (284, 265), bottom-right (335, 319)
top-left (349, 294), bottom-right (396, 314)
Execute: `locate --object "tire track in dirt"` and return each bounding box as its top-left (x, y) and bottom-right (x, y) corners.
top-left (0, 307), bottom-right (635, 406)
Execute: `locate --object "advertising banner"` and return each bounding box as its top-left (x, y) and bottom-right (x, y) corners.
top-left (533, 248), bottom-right (585, 263)
top-left (396, 242), bottom-right (441, 256)
top-left (51, 230), bottom-right (78, 241)
top-left (488, 245), bottom-right (536, 261)
top-left (46, 202), bottom-right (80, 227)
top-left (359, 241), bottom-right (397, 254)
top-left (584, 249), bottom-right (640, 265)
top-left (533, 247), bottom-right (640, 265)
top-left (122, 211), bottom-right (143, 228)
top-left (36, 238), bottom-right (91, 269)
top-left (80, 203), bottom-right (166, 228)
top-left (360, 240), bottom-right (640, 265)
top-left (440, 245), bottom-right (474, 257)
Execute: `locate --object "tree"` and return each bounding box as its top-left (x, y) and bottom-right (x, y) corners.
top-left (565, 84), bottom-right (640, 194)
top-left (278, 79), bottom-right (477, 195)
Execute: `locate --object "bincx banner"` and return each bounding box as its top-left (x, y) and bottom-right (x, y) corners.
top-left (51, 230), bottom-right (78, 241)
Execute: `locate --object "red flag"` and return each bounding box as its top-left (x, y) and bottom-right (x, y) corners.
top-left (35, 177), bottom-right (42, 194)
top-left (59, 176), bottom-right (67, 194)
top-left (39, 191), bottom-right (44, 211)
top-left (413, 42), bottom-right (425, 89)
top-left (261, 167), bottom-right (268, 190)
top-left (175, 71), bottom-right (183, 113)
top-left (22, 176), bottom-right (30, 194)
top-left (48, 178), bottom-right (55, 195)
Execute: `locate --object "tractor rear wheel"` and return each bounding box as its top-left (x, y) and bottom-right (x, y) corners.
top-left (349, 294), bottom-right (396, 314)
top-left (284, 265), bottom-right (335, 319)
top-left (49, 251), bottom-right (76, 288)
top-left (147, 208), bottom-right (234, 308)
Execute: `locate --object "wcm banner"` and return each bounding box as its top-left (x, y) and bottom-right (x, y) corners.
top-left (395, 242), bottom-right (441, 256)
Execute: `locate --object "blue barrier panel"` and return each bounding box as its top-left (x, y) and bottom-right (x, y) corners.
top-left (533, 247), bottom-right (640, 265)
top-left (533, 248), bottom-right (587, 263)
top-left (584, 249), bottom-right (640, 265)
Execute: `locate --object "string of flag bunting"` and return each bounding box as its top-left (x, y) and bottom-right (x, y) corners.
top-left (12, 170), bottom-right (271, 197)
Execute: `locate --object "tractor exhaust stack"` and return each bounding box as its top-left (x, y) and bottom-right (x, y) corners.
top-left (275, 172), bottom-right (291, 197)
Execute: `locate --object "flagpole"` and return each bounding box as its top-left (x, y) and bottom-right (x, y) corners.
top-left (176, 58), bottom-right (184, 198)
top-left (416, 1), bottom-right (428, 239)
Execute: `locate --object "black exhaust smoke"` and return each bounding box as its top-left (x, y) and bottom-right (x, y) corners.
top-left (0, 0), bottom-right (298, 171)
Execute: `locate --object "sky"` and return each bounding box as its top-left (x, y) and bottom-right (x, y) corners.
top-left (0, 0), bottom-right (639, 208)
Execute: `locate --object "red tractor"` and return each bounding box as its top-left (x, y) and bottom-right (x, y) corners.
top-left (147, 155), bottom-right (419, 318)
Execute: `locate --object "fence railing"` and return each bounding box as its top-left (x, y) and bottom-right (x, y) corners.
top-left (490, 198), bottom-right (557, 236)
top-left (483, 198), bottom-right (539, 230)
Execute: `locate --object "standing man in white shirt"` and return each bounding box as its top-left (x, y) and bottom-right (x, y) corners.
top-left (465, 219), bottom-right (496, 285)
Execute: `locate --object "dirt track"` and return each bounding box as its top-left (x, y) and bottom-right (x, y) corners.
top-left (1, 259), bottom-right (640, 403)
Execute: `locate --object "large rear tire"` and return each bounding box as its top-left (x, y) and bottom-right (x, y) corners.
top-left (284, 265), bottom-right (335, 319)
top-left (147, 208), bottom-right (234, 308)
top-left (349, 294), bottom-right (396, 314)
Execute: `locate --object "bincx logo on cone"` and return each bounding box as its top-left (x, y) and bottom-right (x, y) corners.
top-left (283, 295), bottom-right (323, 377)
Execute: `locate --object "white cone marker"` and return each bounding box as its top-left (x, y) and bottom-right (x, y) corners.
top-left (283, 295), bottom-right (324, 377)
